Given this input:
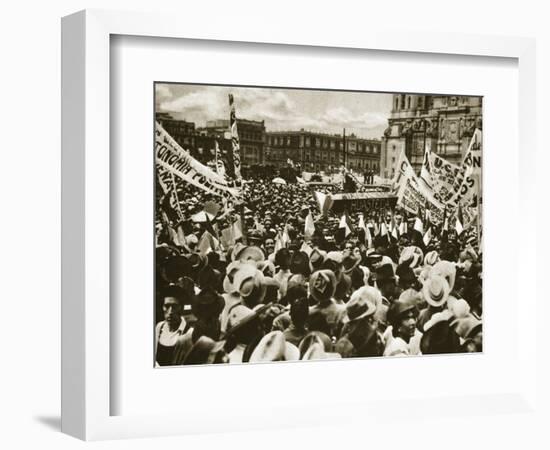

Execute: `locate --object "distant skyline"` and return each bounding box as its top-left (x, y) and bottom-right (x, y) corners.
top-left (155, 83), bottom-right (393, 140)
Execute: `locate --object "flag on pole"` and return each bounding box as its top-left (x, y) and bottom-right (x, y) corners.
top-left (423, 226), bottom-right (433, 246)
top-left (313, 191), bottom-right (333, 216)
top-left (455, 203), bottom-right (464, 235)
top-left (413, 217), bottom-right (424, 235)
top-left (232, 217), bottom-right (243, 242)
top-left (214, 140), bottom-right (226, 177)
top-left (335, 212), bottom-right (353, 243)
top-left (281, 224), bottom-right (291, 247)
top-left (304, 211), bottom-right (315, 239)
top-left (198, 230), bottom-right (219, 256)
top-left (228, 93), bottom-right (242, 181)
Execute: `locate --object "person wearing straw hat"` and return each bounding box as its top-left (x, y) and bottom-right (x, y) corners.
top-left (417, 275), bottom-right (451, 332)
top-left (308, 270), bottom-right (346, 339)
top-left (224, 304), bottom-right (264, 364)
top-left (336, 286), bottom-right (383, 358)
top-left (249, 331), bottom-right (300, 362)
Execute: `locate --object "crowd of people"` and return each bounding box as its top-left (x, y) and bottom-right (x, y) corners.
top-left (154, 174), bottom-right (482, 366)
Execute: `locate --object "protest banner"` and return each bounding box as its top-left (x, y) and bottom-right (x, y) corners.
top-left (428, 152), bottom-right (463, 206)
top-left (155, 122), bottom-right (240, 200)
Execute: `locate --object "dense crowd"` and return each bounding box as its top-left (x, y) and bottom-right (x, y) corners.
top-left (155, 175), bottom-right (482, 366)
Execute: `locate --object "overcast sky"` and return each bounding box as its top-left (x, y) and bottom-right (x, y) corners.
top-left (155, 83), bottom-right (393, 139)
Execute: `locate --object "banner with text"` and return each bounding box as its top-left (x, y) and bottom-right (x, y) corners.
top-left (155, 122), bottom-right (240, 200)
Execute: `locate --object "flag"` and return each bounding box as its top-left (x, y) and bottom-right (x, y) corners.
top-left (228, 94), bottom-right (242, 181)
top-left (281, 224), bottom-right (291, 247)
top-left (232, 217), bottom-right (243, 242)
top-left (414, 217), bottom-right (424, 235)
top-left (357, 214), bottom-right (367, 245)
top-left (198, 230), bottom-right (219, 256)
top-left (300, 241), bottom-right (313, 256)
top-left (214, 140), bottom-right (226, 177)
top-left (313, 191), bottom-right (333, 216)
top-left (304, 211), bottom-right (315, 239)
top-left (423, 226), bottom-right (432, 246)
top-left (390, 215), bottom-right (398, 240)
top-left (455, 203), bottom-right (464, 235)
top-left (399, 221), bottom-right (408, 236)
top-left (335, 212), bottom-right (353, 243)
top-left (441, 206), bottom-right (449, 241)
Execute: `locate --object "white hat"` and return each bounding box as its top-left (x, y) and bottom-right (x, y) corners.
top-left (422, 275), bottom-right (450, 308)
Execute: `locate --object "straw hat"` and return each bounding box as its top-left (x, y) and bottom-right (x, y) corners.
top-left (237, 246), bottom-right (266, 264)
top-left (422, 275), bottom-right (450, 308)
top-left (301, 342), bottom-right (342, 361)
top-left (249, 331), bottom-right (300, 362)
top-left (399, 246), bottom-right (424, 269)
top-left (233, 265), bottom-right (267, 306)
top-left (344, 286), bottom-right (380, 322)
top-left (431, 260), bottom-right (457, 291)
top-left (309, 270), bottom-right (337, 303)
top-left (424, 250), bottom-right (440, 266)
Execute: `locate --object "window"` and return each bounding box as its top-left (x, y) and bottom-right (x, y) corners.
top-left (407, 96), bottom-right (411, 109)
top-left (305, 137), bottom-right (311, 147)
top-left (395, 98), bottom-right (399, 110)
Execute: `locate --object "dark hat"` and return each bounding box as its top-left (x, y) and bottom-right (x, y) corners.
top-left (183, 336), bottom-right (227, 365)
top-left (290, 251), bottom-right (310, 277)
top-left (309, 249), bottom-right (326, 272)
top-left (163, 255), bottom-right (193, 283)
top-left (197, 265), bottom-right (221, 291)
top-left (396, 263), bottom-right (417, 284)
top-left (342, 253), bottom-right (361, 275)
top-left (420, 320), bottom-right (461, 355)
top-left (386, 298), bottom-right (417, 329)
top-left (375, 263), bottom-right (395, 283)
top-left (193, 287), bottom-right (225, 320)
top-left (187, 253), bottom-right (208, 272)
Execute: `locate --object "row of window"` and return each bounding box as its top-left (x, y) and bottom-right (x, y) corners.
top-left (267, 135), bottom-right (380, 153)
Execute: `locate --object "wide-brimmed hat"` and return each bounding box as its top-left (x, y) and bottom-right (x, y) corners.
top-left (422, 275), bottom-right (450, 307)
top-left (424, 250), bottom-right (440, 266)
top-left (431, 260), bottom-right (457, 291)
top-left (256, 260), bottom-right (276, 278)
top-left (309, 270), bottom-right (337, 303)
top-left (342, 252), bottom-right (361, 275)
top-left (232, 265), bottom-right (267, 305)
top-left (451, 315), bottom-right (482, 340)
top-left (399, 246), bottom-right (424, 269)
top-left (386, 298), bottom-right (417, 329)
top-left (298, 331), bottom-right (333, 358)
top-left (344, 286), bottom-right (380, 322)
top-left (396, 263), bottom-right (418, 285)
top-left (249, 331), bottom-right (300, 362)
top-left (237, 246), bottom-right (266, 264)
top-left (309, 248), bottom-right (326, 272)
top-left (301, 342), bottom-right (342, 361)
top-left (222, 260), bottom-right (243, 294)
top-left (193, 287), bottom-right (225, 320)
top-left (230, 242), bottom-right (247, 261)
top-left (225, 304), bottom-right (259, 337)
top-left (187, 252), bottom-right (208, 272)
top-left (375, 263), bottom-right (395, 283)
top-left (183, 336), bottom-right (227, 365)
top-left (420, 319), bottom-right (461, 355)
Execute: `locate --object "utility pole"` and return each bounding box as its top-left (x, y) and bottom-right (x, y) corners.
top-left (342, 128), bottom-right (346, 169)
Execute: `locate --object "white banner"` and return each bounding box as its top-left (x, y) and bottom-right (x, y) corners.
top-left (155, 122), bottom-right (240, 200)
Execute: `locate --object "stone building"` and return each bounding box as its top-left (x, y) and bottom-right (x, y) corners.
top-left (265, 130), bottom-right (381, 174)
top-left (204, 119), bottom-right (266, 166)
top-left (380, 95), bottom-right (482, 179)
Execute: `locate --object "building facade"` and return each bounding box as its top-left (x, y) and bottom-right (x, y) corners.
top-left (204, 119), bottom-right (266, 166)
top-left (265, 130), bottom-right (381, 174)
top-left (380, 95), bottom-right (482, 179)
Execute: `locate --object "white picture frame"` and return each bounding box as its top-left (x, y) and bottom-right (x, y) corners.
top-left (61, 9), bottom-right (537, 441)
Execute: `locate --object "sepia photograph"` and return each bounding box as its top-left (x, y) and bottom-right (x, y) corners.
top-left (154, 83), bottom-right (482, 367)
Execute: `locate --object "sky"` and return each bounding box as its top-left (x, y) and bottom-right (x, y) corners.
top-left (155, 83), bottom-right (393, 139)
